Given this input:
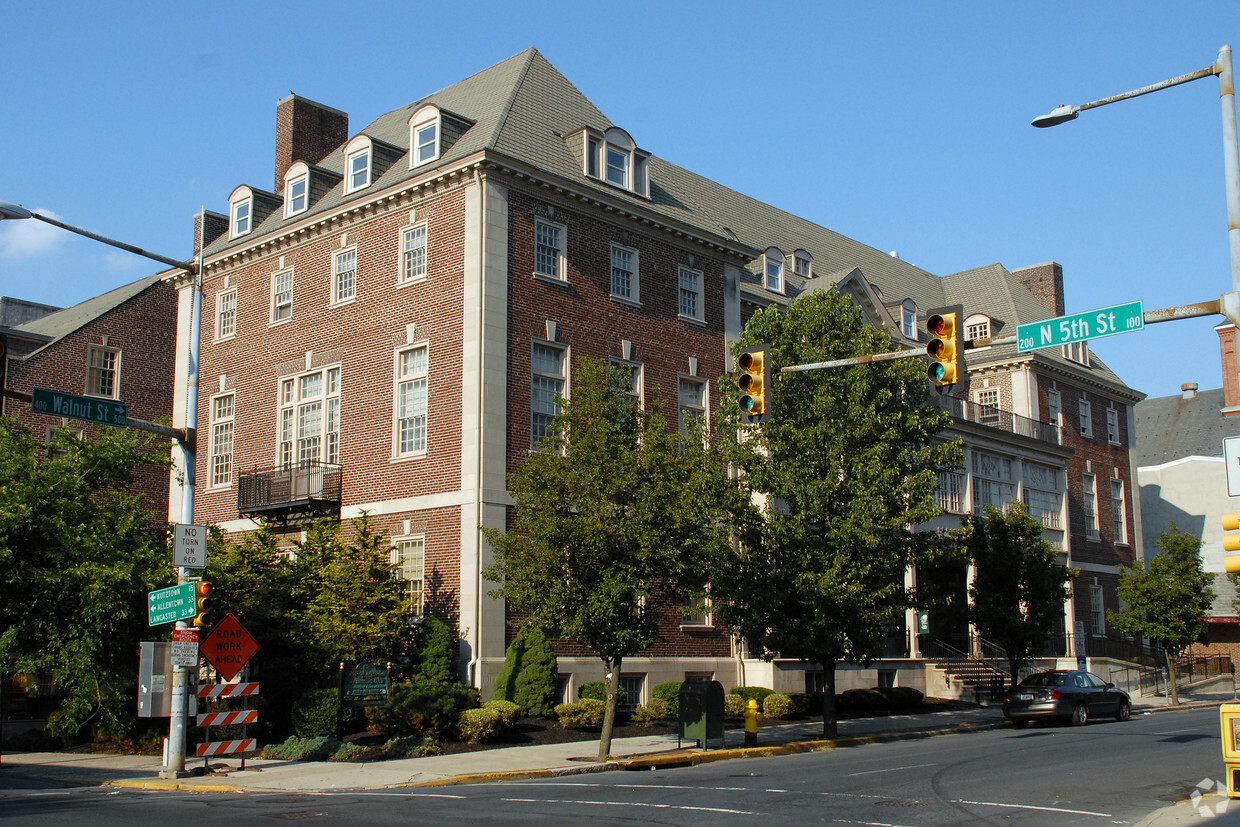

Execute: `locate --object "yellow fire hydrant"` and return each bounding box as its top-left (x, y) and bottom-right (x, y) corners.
top-left (744, 698), bottom-right (762, 747)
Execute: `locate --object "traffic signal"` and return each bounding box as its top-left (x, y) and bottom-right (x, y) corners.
top-left (925, 308), bottom-right (963, 387)
top-left (1224, 512), bottom-right (1240, 573)
top-left (737, 344), bottom-right (772, 423)
top-left (192, 580), bottom-right (213, 628)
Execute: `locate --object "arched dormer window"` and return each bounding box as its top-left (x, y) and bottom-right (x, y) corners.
top-left (409, 105), bottom-right (441, 168)
top-left (284, 162), bottom-right (310, 218)
top-left (791, 249), bottom-right (813, 279)
top-left (343, 135), bottom-right (373, 193)
top-left (763, 247), bottom-right (785, 294)
top-left (899, 300), bottom-right (917, 340)
top-left (964, 313), bottom-right (992, 343)
top-left (229, 186), bottom-right (254, 239)
top-left (582, 126), bottom-right (650, 198)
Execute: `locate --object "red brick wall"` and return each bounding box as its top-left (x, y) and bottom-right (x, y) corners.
top-left (1219, 326), bottom-right (1240, 410)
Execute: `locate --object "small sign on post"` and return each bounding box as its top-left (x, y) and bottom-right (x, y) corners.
top-left (173, 523), bottom-right (208, 569)
top-left (171, 629), bottom-right (199, 668)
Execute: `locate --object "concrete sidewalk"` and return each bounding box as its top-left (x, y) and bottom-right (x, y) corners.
top-left (2, 693), bottom-right (1228, 796)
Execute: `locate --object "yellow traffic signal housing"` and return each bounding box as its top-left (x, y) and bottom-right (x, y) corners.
top-left (737, 344), bottom-right (772, 424)
top-left (1225, 512), bottom-right (1240, 572)
top-left (192, 580), bottom-right (213, 628)
top-left (925, 308), bottom-right (963, 388)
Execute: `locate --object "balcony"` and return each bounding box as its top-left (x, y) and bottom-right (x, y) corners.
top-left (237, 461), bottom-right (342, 528)
top-left (930, 394), bottom-right (1060, 446)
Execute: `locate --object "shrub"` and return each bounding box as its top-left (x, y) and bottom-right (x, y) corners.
top-left (652, 681), bottom-right (682, 717)
top-left (382, 735), bottom-right (440, 758)
top-left (838, 688), bottom-right (882, 713)
top-left (786, 692), bottom-right (819, 716)
top-left (331, 741), bottom-right (367, 761)
top-left (724, 694), bottom-right (746, 717)
top-left (762, 693), bottom-right (794, 719)
top-left (731, 686), bottom-right (774, 705)
top-left (292, 687), bottom-right (364, 738)
top-left (369, 680), bottom-right (479, 738)
top-left (483, 699), bottom-right (521, 726)
top-left (458, 707), bottom-right (506, 744)
top-left (578, 680), bottom-right (628, 708)
top-left (555, 698), bottom-right (606, 727)
top-left (261, 735), bottom-right (342, 761)
top-left (632, 697), bottom-right (671, 725)
top-left (409, 617), bottom-right (459, 685)
top-left (492, 627), bottom-right (559, 717)
top-left (889, 686), bottom-right (924, 708)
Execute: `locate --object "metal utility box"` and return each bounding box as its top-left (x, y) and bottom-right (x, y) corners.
top-left (678, 679), bottom-right (725, 749)
top-left (1220, 703), bottom-right (1240, 797)
top-left (138, 641), bottom-right (195, 717)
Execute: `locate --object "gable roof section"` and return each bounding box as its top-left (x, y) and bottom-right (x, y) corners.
top-left (15, 273), bottom-right (167, 351)
top-left (1134, 387), bottom-right (1229, 466)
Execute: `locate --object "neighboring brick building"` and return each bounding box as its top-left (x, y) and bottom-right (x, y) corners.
top-left (2, 274), bottom-right (178, 515)
top-left (175, 49), bottom-right (1144, 702)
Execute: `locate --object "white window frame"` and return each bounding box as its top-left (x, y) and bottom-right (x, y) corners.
top-left (1089, 584), bottom-right (1105, 636)
top-left (1047, 389), bottom-right (1061, 425)
top-left (86, 344), bottom-right (120, 399)
top-left (392, 536), bottom-right (425, 615)
top-left (413, 119), bottom-right (439, 167)
top-left (618, 673), bottom-right (645, 711)
top-left (971, 450), bottom-right (1015, 514)
top-left (286, 173), bottom-right (308, 217)
top-left (975, 388), bottom-right (1000, 426)
top-left (678, 375), bottom-right (707, 437)
top-left (605, 143), bottom-right (630, 188)
top-left (678, 266), bottom-right (705, 323)
top-left (346, 147), bottom-right (371, 193)
top-left (231, 197), bottom-right (251, 238)
top-left (533, 219), bottom-right (566, 281)
top-left (792, 250), bottom-right (812, 279)
top-left (332, 247), bottom-right (357, 305)
top-left (394, 344), bottom-right (429, 458)
top-left (966, 320), bottom-right (990, 341)
top-left (680, 594), bottom-right (712, 628)
top-left (1083, 473), bottom-right (1099, 539)
top-left (271, 268), bottom-right (293, 324)
top-left (900, 303), bottom-right (917, 340)
top-left (1078, 398), bottom-right (1092, 438)
top-left (277, 366), bottom-right (341, 468)
top-left (1064, 340), bottom-right (1090, 366)
top-left (1111, 478), bottom-right (1127, 544)
top-left (609, 243), bottom-right (639, 303)
top-left (215, 288), bottom-right (237, 341)
top-left (399, 222), bottom-right (429, 284)
top-left (610, 358), bottom-right (643, 407)
top-left (1106, 408), bottom-right (1120, 445)
top-left (764, 251), bottom-right (784, 294)
top-left (531, 341), bottom-right (567, 448)
top-left (209, 392), bottom-right (235, 489)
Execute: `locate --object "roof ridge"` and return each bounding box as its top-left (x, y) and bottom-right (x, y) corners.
top-left (487, 47), bottom-right (541, 152)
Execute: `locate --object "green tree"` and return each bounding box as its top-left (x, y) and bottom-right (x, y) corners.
top-left (483, 357), bottom-right (736, 759)
top-left (710, 291), bottom-right (961, 737)
top-left (408, 615), bottom-right (458, 685)
top-left (962, 503), bottom-right (1074, 686)
top-left (0, 417), bottom-right (171, 743)
top-left (492, 626), bottom-right (558, 716)
top-left (1111, 523), bottom-right (1215, 705)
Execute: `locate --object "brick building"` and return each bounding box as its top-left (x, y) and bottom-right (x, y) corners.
top-left (174, 49), bottom-right (1143, 702)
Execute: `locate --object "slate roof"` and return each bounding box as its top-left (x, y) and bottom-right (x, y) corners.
top-left (1134, 387), bottom-right (1230, 466)
top-left (15, 273), bottom-right (167, 349)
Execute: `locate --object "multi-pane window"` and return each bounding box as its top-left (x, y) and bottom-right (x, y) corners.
top-left (210, 393), bottom-right (235, 488)
top-left (401, 224), bottom-right (428, 283)
top-left (976, 388), bottom-right (1000, 426)
top-left (395, 346), bottom-right (429, 456)
top-left (1078, 399), bottom-right (1092, 438)
top-left (271, 269), bottom-right (293, 322)
top-left (347, 148), bottom-right (370, 191)
top-left (765, 255), bottom-right (783, 293)
top-left (934, 470), bottom-right (966, 513)
top-left (393, 537), bottom-right (425, 613)
top-left (216, 288), bottom-right (237, 339)
top-left (534, 220), bottom-right (564, 280)
top-left (610, 244), bottom-right (638, 301)
top-left (966, 320), bottom-right (990, 341)
top-left (618, 674), bottom-right (644, 712)
top-left (278, 366), bottom-right (341, 467)
top-left (1090, 584), bottom-right (1105, 636)
top-left (333, 248), bottom-right (357, 304)
top-left (793, 253), bottom-right (812, 278)
top-left (232, 199), bottom-right (251, 237)
top-left (1111, 479), bottom-right (1126, 543)
top-left (1083, 473), bottom-right (1099, 539)
top-left (1106, 408), bottom-right (1120, 444)
top-left (1064, 341), bottom-right (1089, 366)
top-left (414, 120), bottom-right (438, 166)
top-left (610, 359), bottom-right (642, 406)
top-left (531, 343), bottom-right (566, 447)
top-left (606, 145), bottom-right (629, 187)
top-left (1047, 389), bottom-right (1061, 424)
top-left (972, 451), bottom-right (1015, 514)
top-left (681, 595), bottom-right (711, 627)
top-left (1022, 463), bottom-right (1063, 530)
top-left (86, 345), bottom-right (120, 398)
top-left (287, 175), bottom-right (307, 215)
top-left (678, 376), bottom-right (706, 436)
top-left (901, 305), bottom-right (917, 340)
top-left (678, 266), bottom-right (703, 321)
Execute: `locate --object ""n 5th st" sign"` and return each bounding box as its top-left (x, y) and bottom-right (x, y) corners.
top-left (1016, 301), bottom-right (1144, 353)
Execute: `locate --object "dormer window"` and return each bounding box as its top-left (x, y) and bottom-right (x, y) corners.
top-left (581, 126), bottom-right (650, 198)
top-left (347, 148), bottom-right (370, 191)
top-left (763, 247), bottom-right (784, 293)
top-left (964, 314), bottom-right (991, 342)
top-left (792, 249), bottom-right (813, 279)
top-left (900, 301), bottom-right (917, 340)
top-left (229, 187), bottom-right (253, 239)
top-left (233, 200), bottom-right (250, 237)
top-left (409, 105), bottom-right (442, 168)
top-left (285, 165), bottom-right (309, 218)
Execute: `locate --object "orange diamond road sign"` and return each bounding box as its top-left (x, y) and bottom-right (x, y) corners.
top-left (200, 612), bottom-right (260, 682)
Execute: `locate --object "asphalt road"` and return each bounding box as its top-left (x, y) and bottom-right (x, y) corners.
top-left (3, 707), bottom-right (1239, 825)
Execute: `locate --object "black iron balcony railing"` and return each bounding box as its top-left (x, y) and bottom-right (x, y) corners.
top-left (930, 394), bottom-right (1061, 446)
top-left (237, 460), bottom-right (342, 526)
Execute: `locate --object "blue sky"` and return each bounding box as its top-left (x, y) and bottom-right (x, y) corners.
top-left (3, 1), bottom-right (1239, 400)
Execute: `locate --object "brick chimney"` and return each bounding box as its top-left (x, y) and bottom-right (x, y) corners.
top-left (1012, 262), bottom-right (1066, 317)
top-left (274, 95), bottom-right (349, 192)
top-left (193, 210), bottom-right (228, 255)
top-left (1220, 325), bottom-right (1240, 411)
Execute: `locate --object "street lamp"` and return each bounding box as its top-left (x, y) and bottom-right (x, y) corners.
top-left (0, 199), bottom-right (204, 778)
top-left (1032, 45), bottom-right (1240, 308)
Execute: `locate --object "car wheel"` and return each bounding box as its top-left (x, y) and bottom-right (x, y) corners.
top-left (1011, 719), bottom-right (1029, 729)
top-left (1070, 703), bottom-right (1088, 726)
top-left (1116, 702), bottom-right (1130, 722)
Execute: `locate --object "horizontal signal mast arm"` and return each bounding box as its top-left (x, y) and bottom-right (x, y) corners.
top-left (779, 348), bottom-right (927, 373)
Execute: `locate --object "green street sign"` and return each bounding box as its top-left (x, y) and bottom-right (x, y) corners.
top-left (149, 582), bottom-right (197, 626)
top-left (31, 386), bottom-right (128, 427)
top-left (1016, 301), bottom-right (1144, 353)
